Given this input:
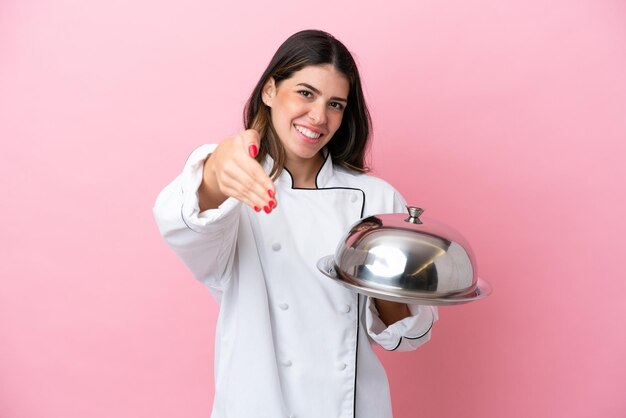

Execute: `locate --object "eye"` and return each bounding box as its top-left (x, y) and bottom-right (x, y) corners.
top-left (329, 101), bottom-right (345, 111)
top-left (298, 90), bottom-right (313, 98)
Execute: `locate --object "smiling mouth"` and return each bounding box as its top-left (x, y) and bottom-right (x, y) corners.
top-left (294, 124), bottom-right (323, 140)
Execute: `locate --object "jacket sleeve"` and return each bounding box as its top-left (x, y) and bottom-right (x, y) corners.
top-left (152, 144), bottom-right (242, 291)
top-left (365, 298), bottom-right (438, 352)
top-left (364, 187), bottom-right (439, 352)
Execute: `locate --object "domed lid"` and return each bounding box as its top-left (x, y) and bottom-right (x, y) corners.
top-left (317, 206), bottom-right (492, 305)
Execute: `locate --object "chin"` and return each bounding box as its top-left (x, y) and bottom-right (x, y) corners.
top-left (295, 149), bottom-right (321, 160)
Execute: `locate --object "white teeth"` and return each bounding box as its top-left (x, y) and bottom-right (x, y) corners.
top-left (295, 125), bottom-right (322, 139)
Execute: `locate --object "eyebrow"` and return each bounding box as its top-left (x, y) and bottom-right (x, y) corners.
top-left (296, 83), bottom-right (348, 103)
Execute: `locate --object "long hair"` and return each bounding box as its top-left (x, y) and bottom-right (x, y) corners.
top-left (243, 30), bottom-right (372, 179)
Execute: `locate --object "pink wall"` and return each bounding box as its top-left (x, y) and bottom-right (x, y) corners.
top-left (1, 1), bottom-right (625, 417)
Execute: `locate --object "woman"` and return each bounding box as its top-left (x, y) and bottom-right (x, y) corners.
top-left (153, 29), bottom-right (437, 418)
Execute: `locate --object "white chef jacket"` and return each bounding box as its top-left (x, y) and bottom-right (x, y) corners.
top-left (153, 145), bottom-right (438, 418)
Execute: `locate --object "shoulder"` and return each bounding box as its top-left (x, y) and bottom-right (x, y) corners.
top-left (332, 166), bottom-right (407, 214)
top-left (333, 166), bottom-right (398, 192)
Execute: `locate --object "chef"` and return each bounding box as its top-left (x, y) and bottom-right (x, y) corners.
top-left (153, 29), bottom-right (438, 418)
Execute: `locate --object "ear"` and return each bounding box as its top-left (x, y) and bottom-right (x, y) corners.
top-left (262, 77), bottom-right (276, 107)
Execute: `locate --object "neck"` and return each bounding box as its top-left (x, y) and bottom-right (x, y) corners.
top-left (285, 152), bottom-right (325, 188)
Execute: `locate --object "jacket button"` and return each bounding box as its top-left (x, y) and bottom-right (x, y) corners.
top-left (340, 304), bottom-right (351, 313)
top-left (279, 303), bottom-right (289, 310)
top-left (282, 359), bottom-right (293, 367)
top-left (337, 362), bottom-right (347, 371)
top-left (350, 194), bottom-right (358, 203)
top-left (272, 242), bottom-right (281, 251)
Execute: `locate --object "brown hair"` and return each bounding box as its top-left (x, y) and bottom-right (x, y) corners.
top-left (244, 29), bottom-right (372, 179)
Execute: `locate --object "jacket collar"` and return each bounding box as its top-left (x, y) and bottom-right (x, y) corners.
top-left (263, 149), bottom-right (334, 189)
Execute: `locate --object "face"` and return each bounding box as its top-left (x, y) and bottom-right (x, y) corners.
top-left (263, 64), bottom-right (350, 165)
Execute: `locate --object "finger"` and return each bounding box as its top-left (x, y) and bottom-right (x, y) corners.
top-left (242, 154), bottom-right (277, 204)
top-left (232, 129), bottom-right (276, 208)
top-left (220, 182), bottom-right (260, 212)
top-left (240, 167), bottom-right (276, 212)
top-left (220, 162), bottom-right (276, 212)
top-left (241, 129), bottom-right (261, 158)
top-left (217, 173), bottom-right (263, 212)
top-left (235, 131), bottom-right (276, 201)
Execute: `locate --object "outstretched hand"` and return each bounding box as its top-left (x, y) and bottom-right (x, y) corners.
top-left (199, 129), bottom-right (277, 213)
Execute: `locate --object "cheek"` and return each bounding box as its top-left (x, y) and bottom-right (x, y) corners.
top-left (286, 100), bottom-right (307, 117)
top-left (271, 105), bottom-right (290, 129)
top-left (273, 100), bottom-right (302, 125)
top-left (329, 113), bottom-right (345, 131)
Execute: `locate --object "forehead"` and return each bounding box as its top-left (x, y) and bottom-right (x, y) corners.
top-left (284, 64), bottom-right (350, 96)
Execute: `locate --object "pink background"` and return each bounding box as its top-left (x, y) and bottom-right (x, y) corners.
top-left (1, 0), bottom-right (625, 417)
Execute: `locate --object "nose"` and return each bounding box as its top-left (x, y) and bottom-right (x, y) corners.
top-left (308, 101), bottom-right (327, 125)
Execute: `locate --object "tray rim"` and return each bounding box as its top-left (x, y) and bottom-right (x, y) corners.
top-left (316, 255), bottom-right (492, 306)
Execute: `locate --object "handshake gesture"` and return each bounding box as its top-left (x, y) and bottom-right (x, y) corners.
top-left (199, 129), bottom-right (277, 214)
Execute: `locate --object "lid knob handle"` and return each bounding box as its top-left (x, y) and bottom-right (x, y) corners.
top-left (405, 206), bottom-right (424, 224)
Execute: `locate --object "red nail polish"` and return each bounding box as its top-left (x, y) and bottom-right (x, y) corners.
top-left (254, 206), bottom-right (260, 212)
top-left (268, 200), bottom-right (275, 209)
top-left (248, 144), bottom-right (258, 157)
top-left (268, 189), bottom-right (274, 198)
top-left (263, 206), bottom-right (270, 213)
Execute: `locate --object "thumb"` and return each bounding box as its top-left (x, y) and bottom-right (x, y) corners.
top-left (242, 129), bottom-right (261, 158)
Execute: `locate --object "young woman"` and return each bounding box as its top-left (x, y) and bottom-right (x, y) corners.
top-left (153, 29), bottom-right (437, 418)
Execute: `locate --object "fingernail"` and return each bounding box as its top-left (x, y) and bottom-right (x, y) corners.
top-left (254, 206), bottom-right (260, 212)
top-left (268, 200), bottom-right (275, 209)
top-left (248, 144), bottom-right (258, 157)
top-left (263, 206), bottom-right (271, 213)
top-left (268, 189), bottom-right (274, 198)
